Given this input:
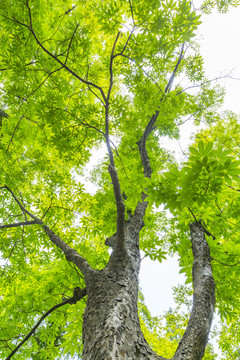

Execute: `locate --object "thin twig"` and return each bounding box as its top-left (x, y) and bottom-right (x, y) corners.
top-left (211, 257), bottom-right (240, 267)
top-left (41, 200), bottom-right (52, 220)
top-left (64, 24), bottom-right (79, 65)
top-left (107, 31), bottom-right (121, 102)
top-left (128, 0), bottom-right (135, 25)
top-left (176, 74), bottom-right (232, 96)
top-left (119, 54), bottom-right (163, 93)
top-left (26, 67), bottom-right (63, 98)
top-left (6, 118), bottom-right (23, 154)
top-left (165, 43), bottom-right (185, 93)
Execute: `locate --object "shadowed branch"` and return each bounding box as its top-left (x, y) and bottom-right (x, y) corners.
top-left (0, 220), bottom-right (38, 229)
top-left (0, 186), bottom-right (92, 275)
top-left (5, 287), bottom-right (87, 360)
top-left (4, 1), bottom-right (107, 104)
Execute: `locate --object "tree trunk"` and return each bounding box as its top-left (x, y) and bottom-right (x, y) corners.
top-left (82, 221), bottom-right (215, 360)
top-left (173, 222), bottom-right (215, 360)
top-left (82, 223), bottom-right (165, 360)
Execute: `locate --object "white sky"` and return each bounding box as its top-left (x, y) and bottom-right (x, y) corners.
top-left (140, 5), bottom-right (240, 316)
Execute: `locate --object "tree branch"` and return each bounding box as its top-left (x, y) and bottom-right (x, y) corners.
top-left (9, 2), bottom-right (107, 104)
top-left (173, 221), bottom-right (215, 360)
top-left (26, 67), bottom-right (63, 99)
top-left (136, 43), bottom-right (185, 180)
top-left (1, 186), bottom-right (92, 275)
top-left (211, 257), bottom-right (240, 267)
top-left (107, 31), bottom-right (121, 102)
top-left (3, 186), bottom-right (43, 223)
top-left (5, 287), bottom-right (87, 360)
top-left (176, 73), bottom-right (231, 96)
top-left (6, 118), bottom-right (23, 154)
top-left (128, 0), bottom-right (135, 25)
top-left (0, 220), bottom-right (38, 229)
top-left (119, 54), bottom-right (163, 93)
top-left (104, 34), bottom-right (126, 249)
top-left (42, 225), bottom-right (92, 274)
top-left (53, 107), bottom-right (105, 137)
top-left (64, 24), bottom-right (79, 65)
top-left (165, 43), bottom-right (185, 93)
top-left (132, 45), bottom-right (186, 232)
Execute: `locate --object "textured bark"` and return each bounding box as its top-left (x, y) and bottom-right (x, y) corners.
top-left (82, 211), bottom-right (166, 360)
top-left (173, 221), bottom-right (215, 360)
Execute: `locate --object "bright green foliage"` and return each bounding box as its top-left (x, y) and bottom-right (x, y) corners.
top-left (201, 0), bottom-right (240, 13)
top-left (0, 0), bottom-right (239, 358)
top-left (146, 112), bottom-right (240, 357)
top-left (150, 139), bottom-right (240, 216)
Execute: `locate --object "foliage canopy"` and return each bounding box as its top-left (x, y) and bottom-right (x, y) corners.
top-left (0, 0), bottom-right (240, 359)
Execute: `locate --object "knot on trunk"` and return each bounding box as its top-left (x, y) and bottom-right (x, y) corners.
top-left (105, 233), bottom-right (116, 249)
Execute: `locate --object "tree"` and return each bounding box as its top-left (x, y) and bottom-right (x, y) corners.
top-left (0, 0), bottom-right (239, 359)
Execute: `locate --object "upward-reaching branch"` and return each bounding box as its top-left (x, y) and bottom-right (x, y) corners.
top-left (133, 44), bottom-right (185, 225)
top-left (173, 221), bottom-right (215, 360)
top-left (137, 43), bottom-right (185, 179)
top-left (107, 32), bottom-right (121, 102)
top-left (165, 43), bottom-right (184, 93)
top-left (42, 225), bottom-right (92, 275)
top-left (104, 34), bottom-right (126, 247)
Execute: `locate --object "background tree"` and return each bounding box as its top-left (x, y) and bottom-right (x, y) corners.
top-left (0, 0), bottom-right (239, 359)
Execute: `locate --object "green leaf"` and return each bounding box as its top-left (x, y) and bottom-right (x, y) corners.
top-left (203, 141), bottom-right (213, 155)
top-left (198, 140), bottom-right (205, 155)
top-left (189, 146), bottom-right (200, 157)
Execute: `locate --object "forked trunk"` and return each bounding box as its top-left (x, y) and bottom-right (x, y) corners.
top-left (81, 221), bottom-right (215, 360)
top-left (82, 235), bottom-right (164, 360)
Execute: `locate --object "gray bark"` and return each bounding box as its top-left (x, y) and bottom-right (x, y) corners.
top-left (173, 221), bottom-right (215, 360)
top-left (82, 220), bottom-right (215, 360)
top-left (82, 212), bottom-right (165, 360)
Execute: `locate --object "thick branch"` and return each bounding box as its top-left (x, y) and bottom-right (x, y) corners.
top-left (136, 111), bottom-right (158, 179)
top-left (104, 34), bottom-right (126, 248)
top-left (42, 225), bottom-right (92, 275)
top-left (133, 44), bottom-right (185, 228)
top-left (105, 94), bottom-right (125, 247)
top-left (0, 220), bottom-right (38, 229)
top-left (173, 221), bottom-right (215, 360)
top-left (5, 287), bottom-right (87, 360)
top-left (107, 165), bottom-right (125, 243)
